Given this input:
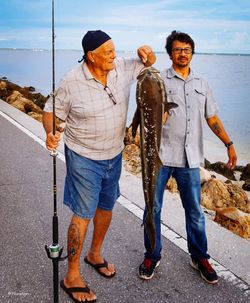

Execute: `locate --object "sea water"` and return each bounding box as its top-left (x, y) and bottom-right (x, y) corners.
top-left (0, 49), bottom-right (249, 165)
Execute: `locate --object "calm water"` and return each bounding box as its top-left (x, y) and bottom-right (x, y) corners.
top-left (0, 49), bottom-right (249, 165)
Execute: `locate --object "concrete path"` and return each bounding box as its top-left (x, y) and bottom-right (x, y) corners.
top-left (0, 99), bottom-right (249, 303)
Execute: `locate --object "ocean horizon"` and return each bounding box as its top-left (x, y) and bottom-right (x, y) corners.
top-left (1, 47), bottom-right (250, 56)
top-left (0, 49), bottom-right (249, 166)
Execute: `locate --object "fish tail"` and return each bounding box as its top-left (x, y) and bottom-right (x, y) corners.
top-left (164, 101), bottom-right (178, 114)
top-left (145, 211), bottom-right (156, 251)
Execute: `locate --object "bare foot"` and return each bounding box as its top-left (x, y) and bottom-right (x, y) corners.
top-left (86, 251), bottom-right (116, 277)
top-left (63, 275), bottom-right (97, 302)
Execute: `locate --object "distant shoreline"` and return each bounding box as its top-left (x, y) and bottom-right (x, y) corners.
top-left (0, 48), bottom-right (249, 56)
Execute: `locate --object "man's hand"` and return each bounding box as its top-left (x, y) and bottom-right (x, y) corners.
top-left (137, 45), bottom-right (156, 66)
top-left (46, 131), bottom-right (61, 151)
top-left (227, 145), bottom-right (237, 170)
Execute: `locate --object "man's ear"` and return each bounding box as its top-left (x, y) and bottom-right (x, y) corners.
top-left (87, 52), bottom-right (95, 63)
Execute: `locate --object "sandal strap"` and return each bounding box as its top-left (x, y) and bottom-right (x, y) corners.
top-left (64, 286), bottom-right (90, 293)
top-left (93, 259), bottom-right (108, 269)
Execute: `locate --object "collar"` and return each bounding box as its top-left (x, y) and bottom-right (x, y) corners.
top-left (81, 60), bottom-right (117, 83)
top-left (82, 62), bottom-right (94, 80)
top-left (167, 66), bottom-right (200, 81)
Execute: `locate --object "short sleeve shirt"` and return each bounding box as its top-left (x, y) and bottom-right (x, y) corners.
top-left (44, 58), bottom-right (144, 160)
top-left (160, 67), bottom-right (219, 168)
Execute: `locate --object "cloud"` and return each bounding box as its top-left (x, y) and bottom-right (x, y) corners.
top-left (0, 0), bottom-right (250, 53)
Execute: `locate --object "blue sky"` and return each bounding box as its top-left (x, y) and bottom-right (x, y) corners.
top-left (0, 0), bottom-right (250, 54)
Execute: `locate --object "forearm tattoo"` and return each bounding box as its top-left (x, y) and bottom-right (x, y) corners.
top-left (212, 122), bottom-right (222, 135)
top-left (68, 223), bottom-right (80, 260)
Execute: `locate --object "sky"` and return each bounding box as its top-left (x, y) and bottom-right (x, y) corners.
top-left (0, 0), bottom-right (250, 54)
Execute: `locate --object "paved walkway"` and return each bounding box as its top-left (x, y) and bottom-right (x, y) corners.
top-left (0, 99), bottom-right (249, 303)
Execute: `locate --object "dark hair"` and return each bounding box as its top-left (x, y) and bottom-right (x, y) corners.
top-left (165, 30), bottom-right (195, 55)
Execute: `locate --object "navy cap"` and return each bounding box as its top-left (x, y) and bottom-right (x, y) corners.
top-left (78, 30), bottom-right (111, 63)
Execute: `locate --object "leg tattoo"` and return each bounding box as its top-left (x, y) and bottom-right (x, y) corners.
top-left (68, 223), bottom-right (80, 261)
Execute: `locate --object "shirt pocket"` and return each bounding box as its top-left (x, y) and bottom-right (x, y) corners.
top-left (166, 87), bottom-right (178, 103)
top-left (194, 88), bottom-right (206, 113)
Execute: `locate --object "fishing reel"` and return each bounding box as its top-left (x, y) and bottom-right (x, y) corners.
top-left (45, 244), bottom-right (67, 261)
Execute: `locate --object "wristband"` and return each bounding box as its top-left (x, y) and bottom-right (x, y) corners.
top-left (225, 141), bottom-right (233, 148)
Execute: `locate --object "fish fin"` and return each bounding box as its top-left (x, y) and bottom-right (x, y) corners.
top-left (164, 101), bottom-right (178, 114)
top-left (162, 112), bottom-right (168, 124)
top-left (131, 107), bottom-right (140, 138)
top-left (156, 154), bottom-right (163, 169)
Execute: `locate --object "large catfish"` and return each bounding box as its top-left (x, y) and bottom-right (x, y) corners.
top-left (131, 67), bottom-right (177, 250)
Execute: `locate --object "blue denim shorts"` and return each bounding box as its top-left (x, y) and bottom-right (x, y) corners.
top-left (63, 145), bottom-right (122, 218)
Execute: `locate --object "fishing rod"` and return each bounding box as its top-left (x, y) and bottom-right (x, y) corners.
top-left (45, 1), bottom-right (66, 302)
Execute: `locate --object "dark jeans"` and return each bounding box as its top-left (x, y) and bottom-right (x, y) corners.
top-left (144, 166), bottom-right (210, 261)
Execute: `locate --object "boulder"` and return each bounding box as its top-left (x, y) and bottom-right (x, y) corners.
top-left (6, 91), bottom-right (43, 115)
top-left (240, 163), bottom-right (250, 181)
top-left (27, 111), bottom-right (43, 122)
top-left (242, 180), bottom-right (250, 191)
top-left (205, 161), bottom-right (236, 181)
top-left (200, 167), bottom-right (212, 185)
top-left (234, 165), bottom-right (245, 173)
top-left (0, 79), bottom-right (48, 109)
top-left (122, 144), bottom-right (141, 175)
top-left (166, 177), bottom-right (178, 193)
top-left (0, 80), bottom-right (7, 90)
top-left (214, 207), bottom-right (250, 239)
top-left (201, 179), bottom-right (250, 213)
top-left (124, 126), bottom-right (140, 147)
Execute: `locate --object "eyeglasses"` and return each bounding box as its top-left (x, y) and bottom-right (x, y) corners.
top-left (104, 85), bottom-right (117, 105)
top-left (172, 48), bottom-right (192, 54)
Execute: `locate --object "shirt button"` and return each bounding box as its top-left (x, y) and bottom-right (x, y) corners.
top-left (188, 119), bottom-right (190, 121)
top-left (186, 93), bottom-right (189, 96)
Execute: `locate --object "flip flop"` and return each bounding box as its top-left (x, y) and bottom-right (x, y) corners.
top-left (60, 280), bottom-right (96, 303)
top-left (84, 256), bottom-right (116, 278)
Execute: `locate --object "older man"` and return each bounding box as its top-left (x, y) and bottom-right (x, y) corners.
top-left (43, 30), bottom-right (156, 302)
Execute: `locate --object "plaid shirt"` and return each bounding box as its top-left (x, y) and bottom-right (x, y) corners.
top-left (44, 58), bottom-right (144, 160)
top-left (160, 67), bottom-right (219, 168)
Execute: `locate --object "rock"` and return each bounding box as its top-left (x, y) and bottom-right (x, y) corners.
top-left (234, 165), bottom-right (245, 173)
top-left (27, 111), bottom-right (43, 122)
top-left (24, 86), bottom-right (35, 92)
top-left (6, 91), bottom-right (43, 115)
top-left (204, 158), bottom-right (211, 168)
top-left (122, 144), bottom-right (141, 175)
top-left (205, 161), bottom-right (236, 180)
top-left (200, 167), bottom-right (212, 185)
top-left (201, 179), bottom-right (250, 213)
top-left (1, 82), bottom-right (64, 131)
top-left (124, 126), bottom-right (140, 147)
top-left (0, 79), bottom-right (48, 109)
top-left (240, 163), bottom-right (250, 181)
top-left (202, 179), bottom-right (229, 209)
top-left (0, 81), bottom-right (7, 90)
top-left (214, 207), bottom-right (250, 239)
top-left (242, 180), bottom-right (250, 192)
top-left (166, 177), bottom-right (178, 193)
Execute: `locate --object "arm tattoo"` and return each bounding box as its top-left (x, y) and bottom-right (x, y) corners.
top-left (68, 223), bottom-right (80, 260)
top-left (212, 122), bottom-right (222, 135)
